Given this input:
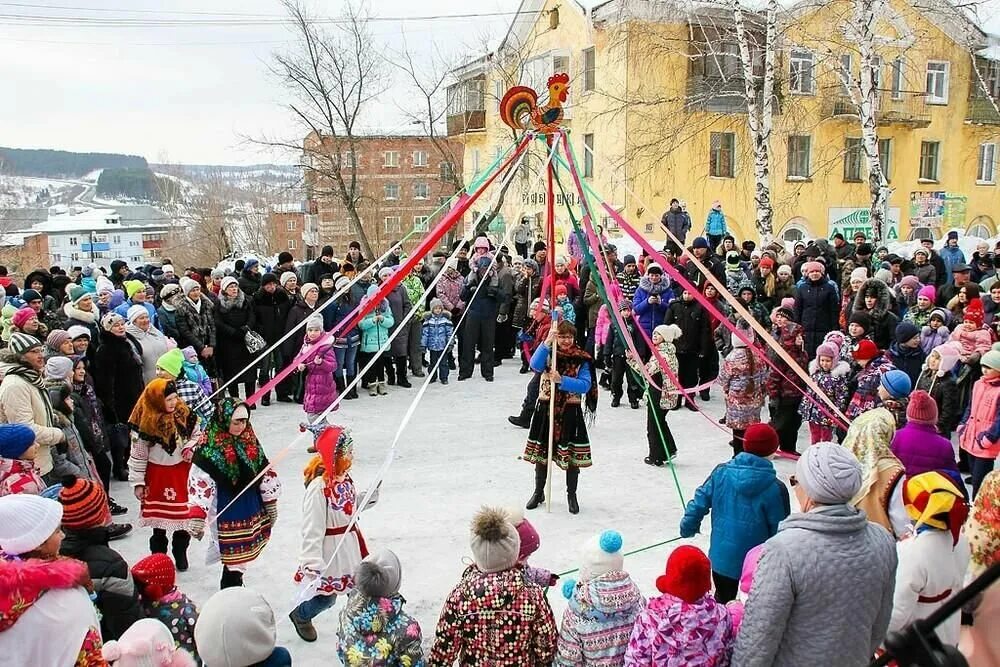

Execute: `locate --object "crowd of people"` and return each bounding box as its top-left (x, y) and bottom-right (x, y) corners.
top-left (0, 222), bottom-right (997, 666)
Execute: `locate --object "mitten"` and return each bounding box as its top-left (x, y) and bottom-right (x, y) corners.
top-left (188, 517), bottom-right (206, 540)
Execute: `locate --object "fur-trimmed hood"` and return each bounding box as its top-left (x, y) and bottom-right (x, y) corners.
top-left (808, 359), bottom-right (851, 378)
top-left (853, 278), bottom-right (893, 316)
top-left (0, 556), bottom-right (91, 631)
top-left (63, 302), bottom-right (98, 324)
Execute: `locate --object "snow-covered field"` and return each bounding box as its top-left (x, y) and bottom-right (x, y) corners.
top-left (114, 365), bottom-right (805, 663)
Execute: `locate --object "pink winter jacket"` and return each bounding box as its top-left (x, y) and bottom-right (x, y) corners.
top-left (595, 305), bottom-right (612, 348)
top-left (959, 376), bottom-right (1000, 459)
top-left (624, 593), bottom-right (734, 666)
top-left (949, 325), bottom-right (993, 360)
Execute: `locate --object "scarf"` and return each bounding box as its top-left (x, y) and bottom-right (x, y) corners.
top-left (5, 362), bottom-right (57, 428)
top-left (127, 378), bottom-right (196, 455)
top-left (192, 398), bottom-right (268, 493)
top-left (219, 289), bottom-right (246, 312)
top-left (843, 408), bottom-right (901, 502)
top-left (549, 343), bottom-right (598, 444)
top-left (186, 297), bottom-right (201, 314)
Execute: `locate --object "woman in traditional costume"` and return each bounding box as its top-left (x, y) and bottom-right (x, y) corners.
top-left (187, 398), bottom-right (280, 589)
top-left (523, 319), bottom-right (598, 515)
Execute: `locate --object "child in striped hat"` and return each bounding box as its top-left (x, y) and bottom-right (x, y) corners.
top-left (58, 475), bottom-right (143, 641)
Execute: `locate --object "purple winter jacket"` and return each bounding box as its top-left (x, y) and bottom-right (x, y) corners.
top-left (301, 341), bottom-right (338, 414)
top-left (889, 421), bottom-right (958, 476)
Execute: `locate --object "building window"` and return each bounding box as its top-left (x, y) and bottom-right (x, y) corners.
top-left (925, 61), bottom-right (950, 104)
top-left (890, 58), bottom-right (904, 99)
top-left (787, 135), bottom-right (812, 178)
top-left (582, 46), bottom-right (596, 91)
top-left (112, 234), bottom-right (121, 244)
top-left (870, 55), bottom-right (883, 89)
top-left (286, 220), bottom-right (297, 231)
top-left (384, 183), bottom-right (400, 200)
top-left (414, 182), bottom-right (430, 199)
top-left (978, 143), bottom-right (997, 184)
top-left (781, 226), bottom-right (806, 242)
top-left (52, 254), bottom-right (61, 263)
top-left (384, 216), bottom-right (401, 233)
top-left (583, 133), bottom-right (594, 178)
top-left (440, 162), bottom-right (455, 181)
top-left (413, 215), bottom-right (429, 231)
top-left (413, 150), bottom-right (428, 167)
top-left (68, 236), bottom-right (78, 245)
top-left (919, 141), bottom-right (940, 181)
top-left (789, 50), bottom-right (815, 94)
top-left (844, 137), bottom-right (864, 182)
top-left (553, 54), bottom-right (569, 75)
top-left (839, 54), bottom-right (853, 95)
top-left (383, 151), bottom-right (399, 167)
top-left (879, 137), bottom-right (892, 182)
top-left (287, 239), bottom-right (296, 250)
top-left (341, 151), bottom-right (357, 168)
top-left (709, 132), bottom-right (735, 178)
top-left (71, 252), bottom-right (79, 261)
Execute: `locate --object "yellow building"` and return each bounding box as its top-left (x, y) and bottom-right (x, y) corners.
top-left (446, 0), bottom-right (1000, 247)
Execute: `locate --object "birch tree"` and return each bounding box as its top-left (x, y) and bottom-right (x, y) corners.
top-left (731, 0), bottom-right (777, 243)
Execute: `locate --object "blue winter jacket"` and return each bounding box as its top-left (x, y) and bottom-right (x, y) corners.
top-left (530, 343), bottom-right (592, 395)
top-left (632, 284), bottom-right (672, 337)
top-left (939, 245), bottom-right (966, 282)
top-left (679, 453), bottom-right (790, 579)
top-left (705, 210), bottom-right (727, 236)
top-left (421, 312), bottom-right (454, 352)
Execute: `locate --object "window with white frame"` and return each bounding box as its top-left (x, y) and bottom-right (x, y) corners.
top-left (710, 132), bottom-right (735, 178)
top-left (52, 254), bottom-right (61, 263)
top-left (413, 216), bottom-right (429, 231)
top-left (112, 235), bottom-right (121, 244)
top-left (413, 150), bottom-right (428, 167)
top-left (384, 183), bottom-right (400, 200)
top-left (787, 135), bottom-right (812, 178)
top-left (384, 216), bottom-right (401, 233)
top-left (978, 143), bottom-right (996, 184)
top-left (286, 220), bottom-right (297, 231)
top-left (844, 137), bottom-right (864, 182)
top-left (288, 239), bottom-right (297, 250)
top-left (583, 133), bottom-right (594, 178)
top-left (71, 252), bottom-right (79, 261)
top-left (789, 50), bottom-right (815, 94)
top-left (781, 226), bottom-right (806, 242)
top-left (440, 162), bottom-right (455, 181)
top-left (925, 61), bottom-right (950, 104)
top-left (582, 47), bottom-right (596, 91)
top-left (919, 141), bottom-right (941, 181)
top-left (68, 236), bottom-right (78, 245)
top-left (341, 151), bottom-right (357, 168)
top-left (414, 182), bottom-right (429, 199)
top-left (839, 54), bottom-right (853, 95)
top-left (890, 58), bottom-right (904, 99)
top-left (383, 151), bottom-right (399, 167)
top-left (879, 138), bottom-right (892, 183)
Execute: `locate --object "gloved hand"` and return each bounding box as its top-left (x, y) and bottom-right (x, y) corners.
top-left (188, 517), bottom-right (205, 540)
top-left (265, 501), bottom-right (278, 527)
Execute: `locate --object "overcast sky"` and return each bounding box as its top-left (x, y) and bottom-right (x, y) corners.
top-left (1, 0), bottom-right (997, 166)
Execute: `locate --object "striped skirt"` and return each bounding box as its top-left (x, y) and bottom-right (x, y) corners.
top-left (215, 484), bottom-right (272, 567)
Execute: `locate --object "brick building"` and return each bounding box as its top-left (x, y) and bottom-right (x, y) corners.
top-left (303, 134), bottom-right (462, 258)
top-left (267, 201), bottom-right (320, 260)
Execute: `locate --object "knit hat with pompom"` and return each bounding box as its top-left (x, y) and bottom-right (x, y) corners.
top-left (469, 506), bottom-right (520, 573)
top-left (579, 530), bottom-right (625, 581)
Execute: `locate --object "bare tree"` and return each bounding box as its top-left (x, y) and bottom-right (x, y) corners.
top-left (265, 0), bottom-right (387, 259)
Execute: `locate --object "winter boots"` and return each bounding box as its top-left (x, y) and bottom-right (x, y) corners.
top-left (508, 405), bottom-right (534, 429)
top-left (344, 376), bottom-right (358, 400)
top-left (289, 609), bottom-right (318, 642)
top-left (395, 357), bottom-right (411, 388)
top-left (172, 531), bottom-right (191, 572)
top-left (525, 464), bottom-right (547, 510)
top-left (566, 468), bottom-right (580, 515)
top-left (220, 566), bottom-right (244, 589)
top-left (149, 529), bottom-right (168, 555)
top-left (369, 383), bottom-right (379, 397)
top-left (377, 381), bottom-right (388, 396)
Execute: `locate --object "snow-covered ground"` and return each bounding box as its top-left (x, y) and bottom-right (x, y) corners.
top-left (114, 365), bottom-right (805, 663)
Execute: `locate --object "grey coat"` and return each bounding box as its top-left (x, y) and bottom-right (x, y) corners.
top-left (385, 284), bottom-right (412, 357)
top-left (733, 505), bottom-right (897, 667)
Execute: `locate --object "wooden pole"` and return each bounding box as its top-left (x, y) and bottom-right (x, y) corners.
top-left (545, 133), bottom-right (557, 513)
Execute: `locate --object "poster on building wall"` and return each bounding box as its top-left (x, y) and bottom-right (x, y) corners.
top-left (828, 207), bottom-right (901, 241)
top-left (909, 191), bottom-right (968, 230)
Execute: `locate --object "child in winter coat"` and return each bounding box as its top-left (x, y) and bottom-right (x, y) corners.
top-left (890, 391), bottom-right (960, 477)
top-left (180, 346), bottom-right (213, 397)
top-left (507, 508), bottom-right (558, 588)
top-left (846, 340), bottom-right (895, 419)
top-left (130, 553), bottom-right (200, 661)
top-left (679, 423), bottom-right (790, 603)
top-left (556, 530), bottom-right (645, 666)
top-left (44, 359), bottom-right (101, 485)
top-left (904, 285), bottom-right (936, 327)
top-left (888, 472), bottom-right (970, 648)
top-left (290, 425), bottom-right (370, 642)
top-left (958, 343), bottom-right (1000, 498)
top-left (359, 284), bottom-right (395, 397)
top-left (950, 298), bottom-right (994, 365)
top-left (799, 340), bottom-right (851, 444)
top-left (724, 544), bottom-right (764, 634)
top-left (421, 298), bottom-right (454, 384)
top-left (594, 303), bottom-right (612, 388)
top-left (844, 311), bottom-right (874, 363)
top-left (0, 423), bottom-right (43, 496)
top-left (57, 475), bottom-right (143, 641)
top-left (718, 326), bottom-right (769, 455)
top-left (336, 549), bottom-right (424, 667)
top-left (920, 308), bottom-right (952, 355)
top-left (890, 321), bottom-right (927, 387)
top-left (624, 545), bottom-right (735, 666)
top-left (914, 342), bottom-right (962, 438)
top-left (635, 324), bottom-right (682, 464)
top-left (606, 300), bottom-right (647, 409)
top-left (554, 284), bottom-right (576, 325)
top-left (298, 315), bottom-right (338, 422)
top-left (101, 618), bottom-right (197, 667)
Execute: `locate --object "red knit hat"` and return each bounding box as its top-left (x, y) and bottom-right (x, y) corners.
top-left (743, 423), bottom-right (779, 457)
top-left (906, 390), bottom-right (939, 426)
top-left (964, 298), bottom-right (985, 328)
top-left (656, 545), bottom-right (711, 603)
top-left (58, 475), bottom-right (110, 530)
top-left (853, 339), bottom-right (879, 361)
top-left (131, 553), bottom-right (176, 600)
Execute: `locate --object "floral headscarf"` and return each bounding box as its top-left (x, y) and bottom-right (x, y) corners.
top-left (843, 408), bottom-right (901, 500)
top-left (192, 398), bottom-right (268, 493)
top-left (964, 471), bottom-right (1000, 577)
top-left (127, 378), bottom-right (196, 454)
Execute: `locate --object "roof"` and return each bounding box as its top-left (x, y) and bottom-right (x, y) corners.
top-left (27, 206), bottom-right (173, 234)
top-left (499, 0), bottom-right (588, 56)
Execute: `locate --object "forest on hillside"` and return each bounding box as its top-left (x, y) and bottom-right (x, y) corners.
top-left (97, 168), bottom-right (180, 202)
top-left (0, 147), bottom-right (147, 178)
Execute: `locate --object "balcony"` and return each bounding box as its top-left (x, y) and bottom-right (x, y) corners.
top-left (446, 110), bottom-right (486, 136)
top-left (685, 75), bottom-right (781, 115)
top-left (966, 96), bottom-right (1000, 125)
top-left (446, 75), bottom-right (486, 136)
top-left (821, 91), bottom-right (931, 128)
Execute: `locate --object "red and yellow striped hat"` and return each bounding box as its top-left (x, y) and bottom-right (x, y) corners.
top-left (58, 475), bottom-right (110, 530)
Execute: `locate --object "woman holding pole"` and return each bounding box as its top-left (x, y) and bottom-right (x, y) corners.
top-left (522, 319), bottom-right (598, 514)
